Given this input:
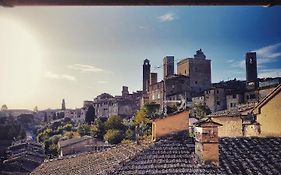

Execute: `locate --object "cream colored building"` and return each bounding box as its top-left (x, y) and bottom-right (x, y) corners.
top-left (253, 84), bottom-right (281, 137)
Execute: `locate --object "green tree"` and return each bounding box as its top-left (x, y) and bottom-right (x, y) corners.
top-left (104, 129), bottom-right (124, 144)
top-left (125, 128), bottom-right (135, 140)
top-left (90, 119), bottom-right (105, 139)
top-left (104, 116), bottom-right (125, 131)
top-left (63, 123), bottom-right (73, 131)
top-left (1, 104), bottom-right (8, 111)
top-left (192, 104), bottom-right (211, 119)
top-left (167, 105), bottom-right (177, 114)
top-left (85, 105), bottom-right (95, 124)
top-left (134, 108), bottom-right (151, 126)
top-left (63, 131), bottom-right (80, 139)
top-left (77, 123), bottom-right (91, 136)
top-left (144, 102), bottom-right (160, 118)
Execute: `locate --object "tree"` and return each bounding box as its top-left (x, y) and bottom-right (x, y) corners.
top-left (166, 105), bottom-right (177, 114)
top-left (144, 102), bottom-right (160, 118)
top-left (134, 107), bottom-right (151, 126)
top-left (125, 128), bottom-right (135, 140)
top-left (104, 129), bottom-right (124, 144)
top-left (77, 123), bottom-right (91, 136)
top-left (104, 115), bottom-right (125, 131)
top-left (1, 104), bottom-right (8, 111)
top-left (90, 119), bottom-right (105, 139)
top-left (192, 104), bottom-right (211, 119)
top-left (85, 105), bottom-right (95, 124)
top-left (63, 131), bottom-right (80, 139)
top-left (63, 123), bottom-right (73, 131)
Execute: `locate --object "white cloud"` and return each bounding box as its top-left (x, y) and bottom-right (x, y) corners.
top-left (44, 71), bottom-right (76, 81)
top-left (253, 42), bottom-right (281, 65)
top-left (158, 12), bottom-right (177, 22)
top-left (68, 64), bottom-right (105, 73)
top-left (228, 59), bottom-right (245, 69)
top-left (258, 69), bottom-right (281, 78)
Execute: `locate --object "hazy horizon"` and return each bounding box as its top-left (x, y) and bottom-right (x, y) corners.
top-left (1, 6), bottom-right (281, 110)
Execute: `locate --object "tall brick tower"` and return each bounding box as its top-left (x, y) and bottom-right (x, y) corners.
top-left (246, 52), bottom-right (257, 85)
top-left (163, 56), bottom-right (174, 78)
top-left (143, 59), bottom-right (151, 93)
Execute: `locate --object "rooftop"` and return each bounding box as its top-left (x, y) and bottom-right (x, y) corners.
top-left (32, 135), bottom-right (281, 175)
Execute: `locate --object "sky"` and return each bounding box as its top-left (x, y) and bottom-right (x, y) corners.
top-left (0, 6), bottom-right (281, 110)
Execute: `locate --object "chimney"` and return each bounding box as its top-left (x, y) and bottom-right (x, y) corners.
top-left (193, 118), bottom-right (222, 166)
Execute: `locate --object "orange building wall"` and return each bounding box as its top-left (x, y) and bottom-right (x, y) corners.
top-left (152, 110), bottom-right (189, 141)
top-left (257, 92), bottom-right (281, 137)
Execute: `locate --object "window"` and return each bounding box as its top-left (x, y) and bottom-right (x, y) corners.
top-left (216, 101), bottom-right (220, 105)
top-left (195, 81), bottom-right (198, 84)
top-left (216, 90), bottom-right (219, 94)
top-left (233, 94), bottom-right (237, 98)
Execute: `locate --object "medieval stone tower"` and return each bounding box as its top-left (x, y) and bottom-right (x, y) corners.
top-left (143, 59), bottom-right (151, 93)
top-left (246, 52), bottom-right (257, 87)
top-left (163, 56), bottom-right (174, 78)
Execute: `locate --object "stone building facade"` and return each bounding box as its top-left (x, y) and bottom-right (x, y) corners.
top-left (87, 86), bottom-right (142, 119)
top-left (147, 75), bottom-right (191, 111)
top-left (148, 81), bottom-right (164, 110)
top-left (209, 112), bottom-right (243, 137)
top-left (177, 49), bottom-right (211, 96)
top-left (163, 56), bottom-right (174, 78)
top-left (226, 93), bottom-right (244, 110)
top-left (205, 87), bottom-right (227, 112)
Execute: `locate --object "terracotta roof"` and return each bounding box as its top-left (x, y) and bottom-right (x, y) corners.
top-left (208, 103), bottom-right (256, 118)
top-left (31, 135), bottom-right (281, 175)
top-left (114, 137), bottom-right (281, 175)
top-left (193, 117), bottom-right (223, 127)
top-left (31, 144), bottom-right (149, 175)
top-left (58, 136), bottom-right (93, 148)
top-left (252, 84), bottom-right (281, 114)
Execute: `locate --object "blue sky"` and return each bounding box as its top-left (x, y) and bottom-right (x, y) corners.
top-left (0, 6), bottom-right (281, 109)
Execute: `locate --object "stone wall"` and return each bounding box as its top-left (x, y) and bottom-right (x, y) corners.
top-left (211, 116), bottom-right (243, 137)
